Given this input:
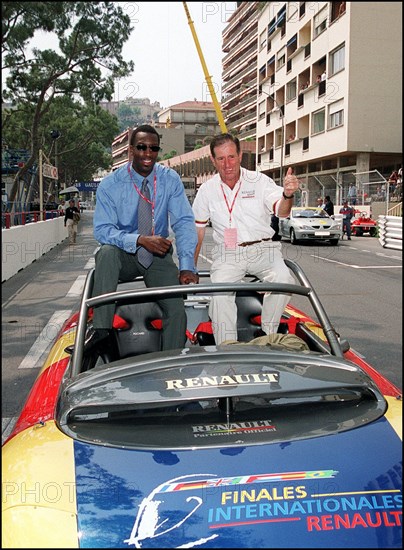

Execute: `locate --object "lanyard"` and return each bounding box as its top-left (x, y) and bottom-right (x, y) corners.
top-left (127, 163), bottom-right (157, 232)
top-left (221, 180), bottom-right (241, 226)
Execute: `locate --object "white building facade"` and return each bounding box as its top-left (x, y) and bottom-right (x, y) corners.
top-left (253, 1), bottom-right (402, 203)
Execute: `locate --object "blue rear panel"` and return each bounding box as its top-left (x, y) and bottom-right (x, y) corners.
top-left (74, 416), bottom-right (402, 548)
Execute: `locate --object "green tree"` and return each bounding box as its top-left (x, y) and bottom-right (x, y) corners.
top-left (2, 96), bottom-right (119, 202)
top-left (2, 2), bottom-right (134, 203)
top-left (162, 150), bottom-right (178, 160)
top-left (41, 97), bottom-right (119, 184)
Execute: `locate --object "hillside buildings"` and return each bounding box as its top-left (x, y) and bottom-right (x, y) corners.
top-left (100, 97), bottom-right (161, 123)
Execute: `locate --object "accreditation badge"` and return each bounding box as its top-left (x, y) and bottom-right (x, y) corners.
top-left (224, 227), bottom-right (238, 250)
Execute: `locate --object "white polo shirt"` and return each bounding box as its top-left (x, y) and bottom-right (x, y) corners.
top-left (192, 168), bottom-right (283, 245)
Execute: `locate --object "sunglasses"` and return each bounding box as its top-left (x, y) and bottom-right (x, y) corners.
top-left (135, 144), bottom-right (160, 152)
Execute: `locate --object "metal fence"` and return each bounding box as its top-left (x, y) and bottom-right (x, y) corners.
top-left (299, 170), bottom-right (402, 214)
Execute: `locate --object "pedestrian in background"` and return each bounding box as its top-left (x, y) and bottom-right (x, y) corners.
top-left (64, 198), bottom-right (80, 244)
top-left (316, 197), bottom-right (324, 208)
top-left (58, 199), bottom-right (66, 214)
top-left (192, 133), bottom-right (299, 345)
top-left (323, 195), bottom-right (334, 216)
top-left (339, 199), bottom-right (355, 240)
top-left (347, 183), bottom-right (358, 205)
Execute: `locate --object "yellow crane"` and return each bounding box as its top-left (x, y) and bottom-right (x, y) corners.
top-left (182, 2), bottom-right (227, 133)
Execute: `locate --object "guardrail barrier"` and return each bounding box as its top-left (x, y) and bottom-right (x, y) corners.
top-left (378, 215), bottom-right (402, 250)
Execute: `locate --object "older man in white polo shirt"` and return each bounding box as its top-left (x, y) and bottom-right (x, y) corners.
top-left (192, 133), bottom-right (299, 344)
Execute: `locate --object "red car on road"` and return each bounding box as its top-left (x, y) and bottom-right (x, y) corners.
top-left (351, 212), bottom-right (378, 236)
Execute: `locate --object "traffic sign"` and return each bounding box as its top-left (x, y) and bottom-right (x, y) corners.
top-left (43, 163), bottom-right (58, 179)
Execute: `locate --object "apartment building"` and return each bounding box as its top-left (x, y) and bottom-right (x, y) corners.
top-left (113, 2), bottom-right (401, 210)
top-left (157, 101), bottom-right (222, 153)
top-left (221, 1), bottom-right (260, 140)
top-left (254, 1), bottom-right (402, 202)
top-left (111, 127), bottom-right (186, 171)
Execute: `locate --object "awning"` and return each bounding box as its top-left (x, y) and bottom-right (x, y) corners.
top-left (277, 13), bottom-right (286, 28)
top-left (268, 20), bottom-right (276, 35)
top-left (59, 185), bottom-right (79, 194)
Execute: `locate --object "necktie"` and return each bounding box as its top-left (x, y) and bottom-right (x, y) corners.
top-left (137, 178), bottom-right (153, 268)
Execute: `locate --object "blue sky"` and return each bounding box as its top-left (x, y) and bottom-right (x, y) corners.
top-left (116, 2), bottom-right (237, 108)
top-left (2, 2), bottom-right (237, 109)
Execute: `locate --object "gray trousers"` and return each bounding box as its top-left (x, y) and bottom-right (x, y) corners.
top-left (91, 244), bottom-right (186, 350)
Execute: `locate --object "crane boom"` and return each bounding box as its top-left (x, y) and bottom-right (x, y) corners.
top-left (182, 1), bottom-right (227, 133)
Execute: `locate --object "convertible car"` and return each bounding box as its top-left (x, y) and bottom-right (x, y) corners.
top-left (2, 260), bottom-right (402, 548)
top-left (278, 207), bottom-right (342, 244)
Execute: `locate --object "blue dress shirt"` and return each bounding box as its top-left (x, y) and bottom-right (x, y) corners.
top-left (94, 162), bottom-right (197, 272)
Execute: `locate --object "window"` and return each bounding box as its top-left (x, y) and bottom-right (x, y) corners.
top-left (268, 17), bottom-right (276, 37)
top-left (267, 56), bottom-right (275, 80)
top-left (330, 44), bottom-right (345, 75)
top-left (330, 110), bottom-right (344, 128)
top-left (314, 6), bottom-right (327, 37)
top-left (329, 100), bottom-right (344, 128)
top-left (298, 93), bottom-right (304, 107)
top-left (286, 79), bottom-right (297, 102)
top-left (260, 30), bottom-right (267, 51)
top-left (331, 1), bottom-right (346, 21)
top-left (277, 48), bottom-right (286, 70)
top-left (318, 80), bottom-right (326, 96)
top-left (312, 109), bottom-right (325, 134)
top-left (259, 101), bottom-right (266, 120)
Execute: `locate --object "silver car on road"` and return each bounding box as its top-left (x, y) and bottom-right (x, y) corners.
top-left (278, 207), bottom-right (342, 245)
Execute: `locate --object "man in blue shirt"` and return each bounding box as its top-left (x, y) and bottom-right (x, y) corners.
top-left (347, 184), bottom-right (357, 205)
top-left (339, 199), bottom-right (355, 240)
top-left (87, 125), bottom-right (199, 356)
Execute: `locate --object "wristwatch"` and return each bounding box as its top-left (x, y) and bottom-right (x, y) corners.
top-left (282, 191), bottom-right (295, 200)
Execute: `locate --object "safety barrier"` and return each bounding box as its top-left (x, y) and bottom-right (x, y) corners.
top-left (378, 216), bottom-right (402, 250)
top-left (2, 216), bottom-right (66, 282)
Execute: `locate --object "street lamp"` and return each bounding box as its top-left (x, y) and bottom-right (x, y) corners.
top-left (241, 84), bottom-right (285, 182)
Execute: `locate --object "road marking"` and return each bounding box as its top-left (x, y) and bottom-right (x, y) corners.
top-left (2, 417), bottom-right (17, 445)
top-left (3, 254), bottom-right (97, 440)
top-left (18, 310), bottom-right (71, 369)
top-left (85, 257), bottom-right (95, 269)
top-left (2, 281), bottom-right (30, 309)
top-left (376, 252), bottom-right (402, 260)
top-left (16, 258), bottom-right (93, 369)
top-left (310, 255), bottom-right (402, 269)
top-left (66, 275), bottom-right (87, 297)
top-left (351, 265), bottom-right (402, 269)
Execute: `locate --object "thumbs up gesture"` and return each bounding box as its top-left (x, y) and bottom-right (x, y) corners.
top-left (283, 167), bottom-right (299, 197)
